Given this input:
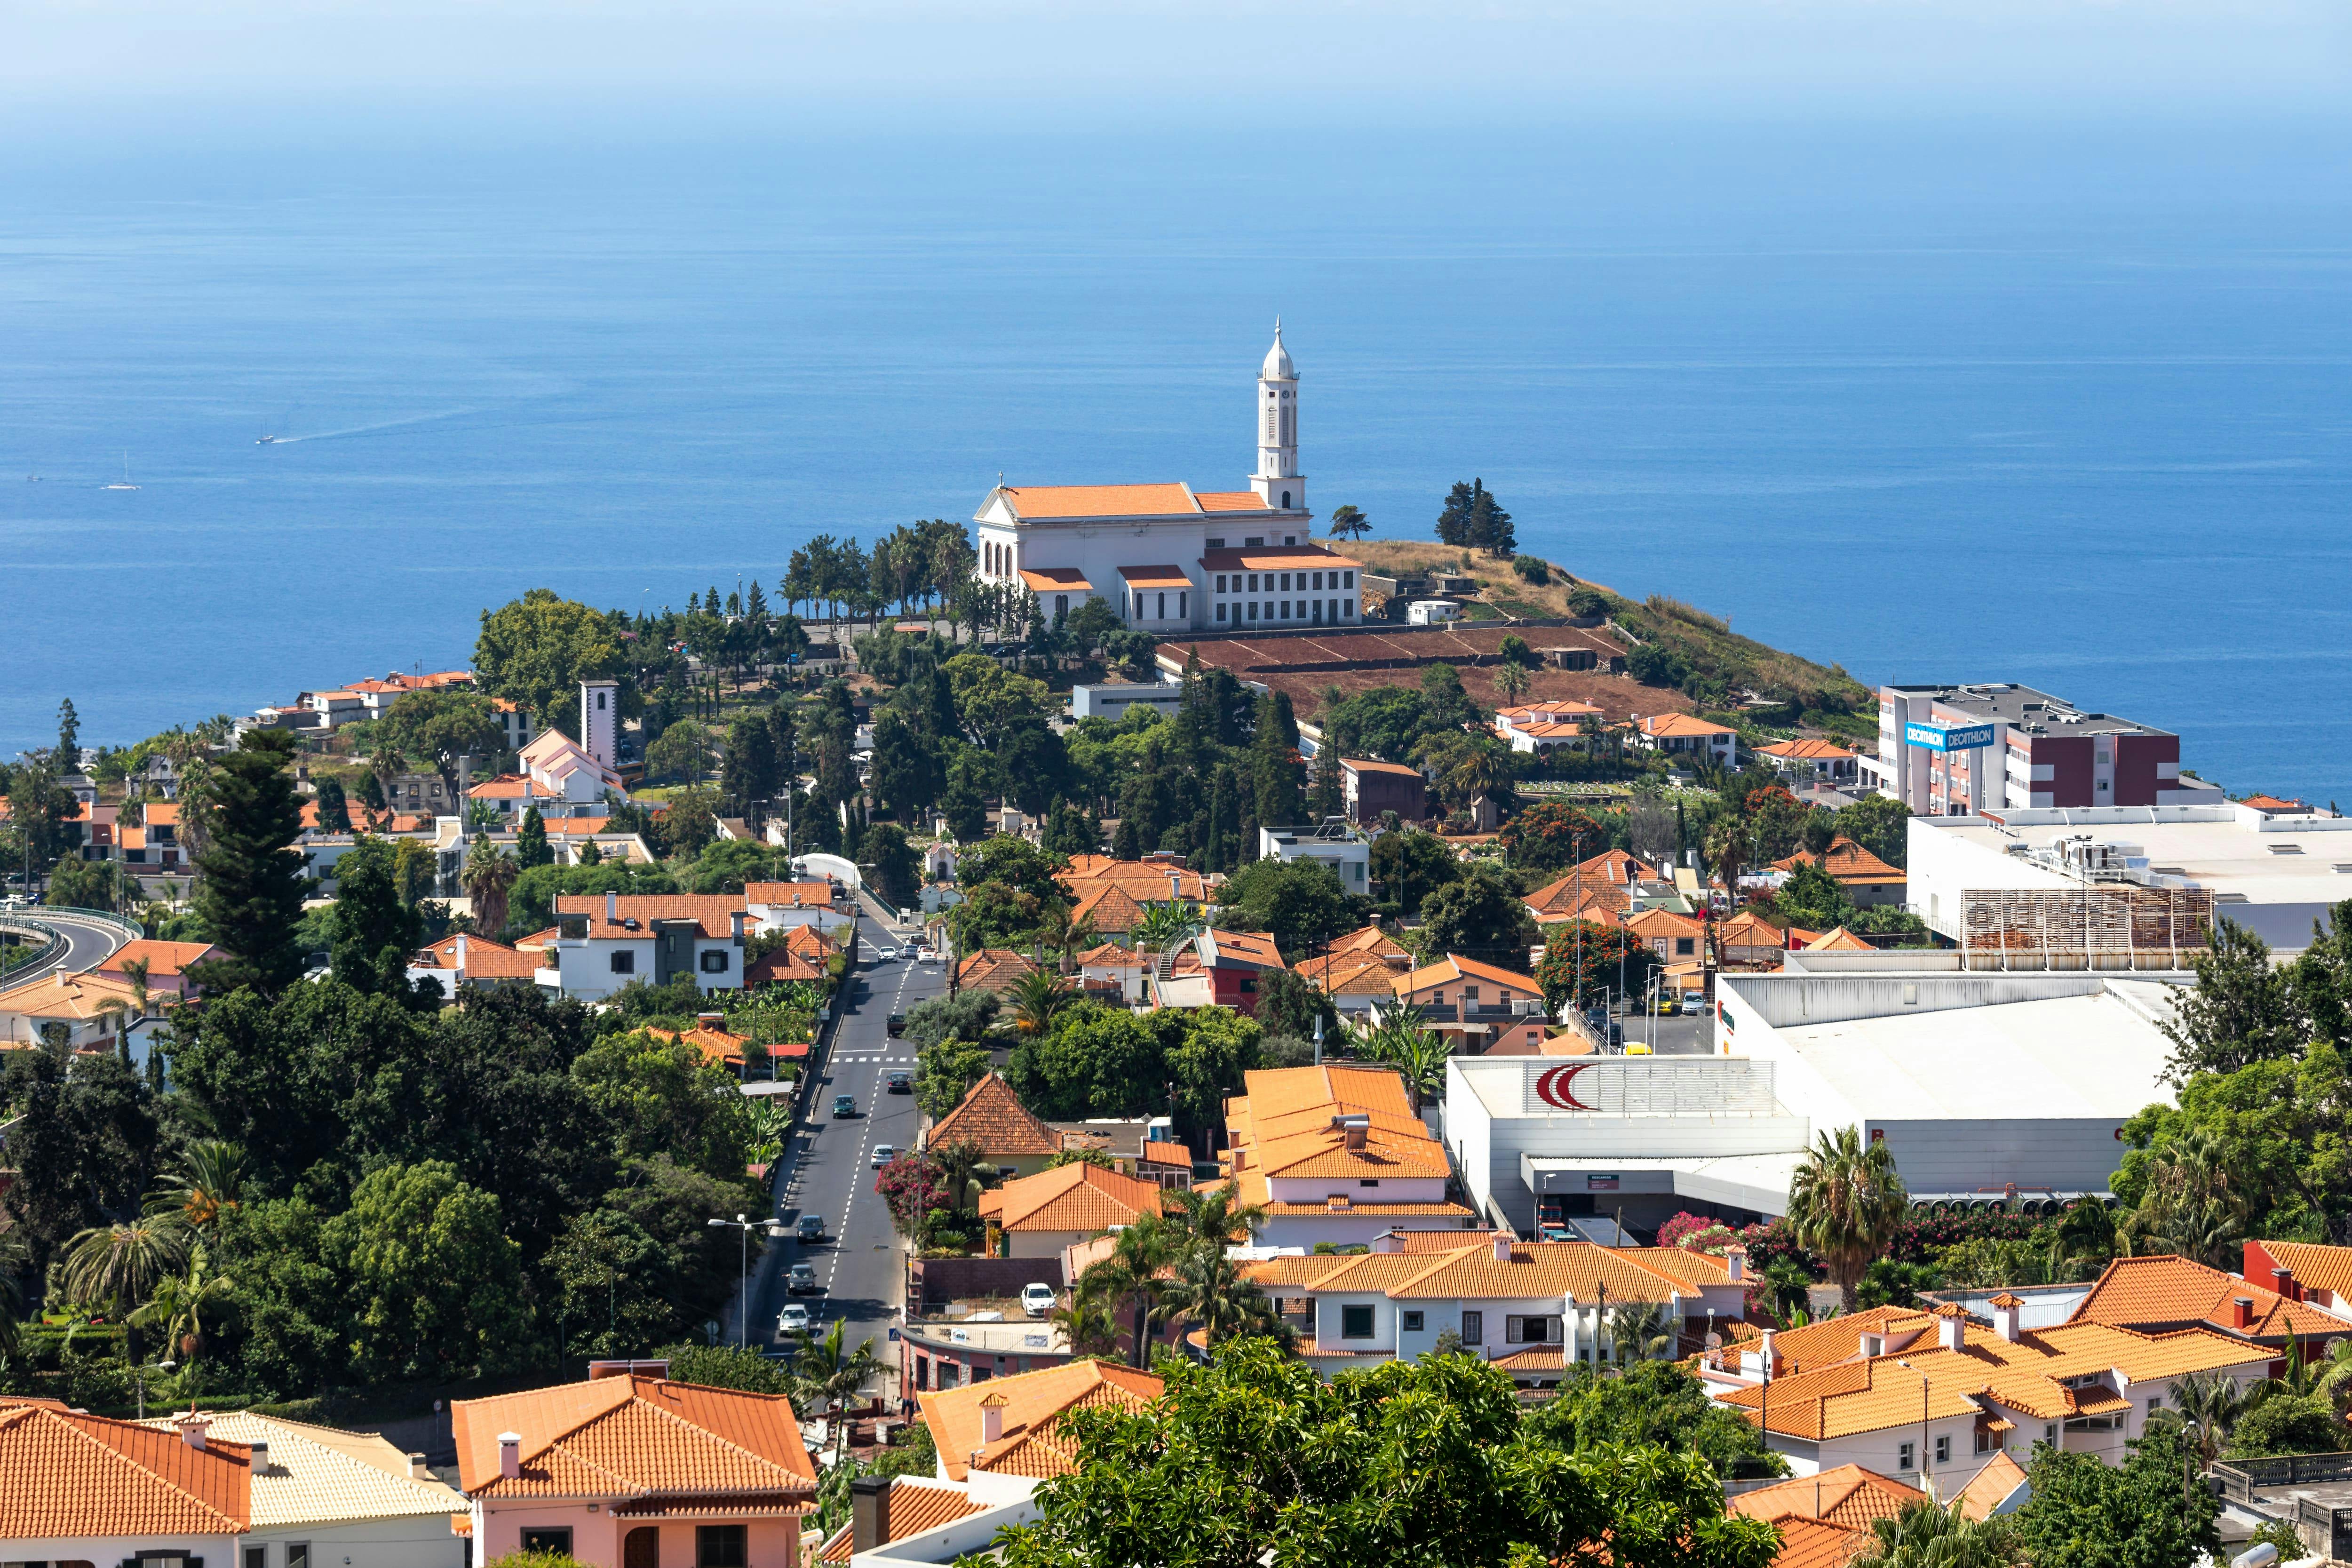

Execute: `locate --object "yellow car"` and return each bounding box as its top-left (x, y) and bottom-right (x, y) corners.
top-left (1624, 1042), bottom-right (1653, 1056)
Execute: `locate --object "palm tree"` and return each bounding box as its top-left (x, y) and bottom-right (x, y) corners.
top-left (930, 1139), bottom-right (998, 1224)
top-left (1706, 814), bottom-right (1752, 907)
top-left (1158, 1242), bottom-right (1281, 1350)
top-left (1359, 1004), bottom-right (1451, 1112)
top-left (130, 1243), bottom-right (235, 1363)
top-left (1847, 1500), bottom-right (2022, 1568)
top-left (461, 838), bottom-right (520, 939)
top-left (2167, 1367), bottom-right (2248, 1466)
top-left (1081, 1216), bottom-right (1179, 1369)
top-left (1784, 1125), bottom-right (1910, 1311)
top-left (791, 1318), bottom-right (882, 1468)
top-left (1050, 1294), bottom-right (1126, 1358)
top-left (61, 1216), bottom-right (189, 1315)
top-left (1164, 1183), bottom-right (1268, 1250)
top-left (1445, 745), bottom-right (1509, 817)
top-left (1131, 900), bottom-right (1198, 956)
top-left (2124, 1129), bottom-right (2245, 1269)
top-left (1009, 967), bottom-right (1074, 1037)
top-left (2047, 1198), bottom-right (2126, 1281)
top-left (1492, 663), bottom-right (1532, 704)
top-left (148, 1140), bottom-right (246, 1238)
top-left (1607, 1301), bottom-right (1677, 1366)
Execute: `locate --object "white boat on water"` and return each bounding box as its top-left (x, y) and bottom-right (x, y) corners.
top-left (103, 452), bottom-right (139, 490)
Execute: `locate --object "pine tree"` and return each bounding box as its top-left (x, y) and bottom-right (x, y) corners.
top-left (744, 581), bottom-right (769, 622)
top-left (191, 729), bottom-right (308, 993)
top-left (1208, 765), bottom-right (1240, 873)
top-left (516, 805), bottom-right (553, 868)
top-left (1311, 742), bottom-right (1344, 822)
top-left (56, 699), bottom-right (79, 765)
top-left (313, 776), bottom-right (351, 834)
top-left (1112, 816), bottom-right (1143, 860)
top-left (687, 590), bottom-right (702, 615)
top-left (1251, 693), bottom-right (1304, 830)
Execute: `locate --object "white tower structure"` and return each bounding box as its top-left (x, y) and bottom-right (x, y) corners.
top-left (1249, 320), bottom-right (1306, 513)
top-left (579, 679), bottom-right (617, 770)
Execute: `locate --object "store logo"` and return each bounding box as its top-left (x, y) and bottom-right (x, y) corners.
top-left (1534, 1064), bottom-right (1597, 1111)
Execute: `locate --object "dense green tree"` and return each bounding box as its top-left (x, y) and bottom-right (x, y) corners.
top-left (1370, 827), bottom-right (1460, 911)
top-left (56, 697), bottom-right (80, 763)
top-left (646, 720), bottom-right (717, 786)
top-left (0, 1048), bottom-right (155, 1274)
top-left (860, 822), bottom-right (920, 907)
top-left (1536, 919), bottom-right (1661, 1012)
top-left (191, 729), bottom-right (309, 993)
top-left (1435, 478), bottom-right (1516, 556)
top-left (1254, 967), bottom-right (1340, 1048)
top-left (722, 712), bottom-right (782, 817)
top-left (544, 1206), bottom-right (674, 1358)
top-left (2114, 1039), bottom-right (2352, 1248)
top-left (1834, 794), bottom-right (1910, 869)
top-left (1249, 692), bottom-right (1305, 827)
top-left (507, 861), bottom-right (680, 934)
top-left (2161, 917), bottom-right (2303, 1084)
top-left (652, 1341), bottom-right (798, 1394)
top-left (1216, 856), bottom-right (1358, 959)
top-left (377, 690), bottom-right (510, 804)
top-left (572, 1031), bottom-right (755, 1182)
top-left (2225, 1393), bottom-right (2343, 1458)
top-left (1418, 864), bottom-right (1539, 966)
top-left (1775, 859), bottom-right (1856, 930)
top-left (994, 1340), bottom-right (1778, 1568)
top-left (868, 710), bottom-right (940, 823)
top-left (1497, 800), bottom-right (1607, 873)
top-left (2011, 1421), bottom-right (2217, 1568)
top-left (1322, 684), bottom-right (1428, 764)
top-left (312, 776), bottom-right (351, 834)
top-left (1008, 1003), bottom-right (1261, 1136)
top-left (320, 1160), bottom-right (530, 1381)
top-left (1529, 1360), bottom-right (1783, 1479)
top-left (474, 589), bottom-right (625, 737)
top-left (328, 837), bottom-right (426, 997)
top-left (914, 1038), bottom-right (994, 1121)
top-left (516, 805), bottom-right (552, 868)
top-left (213, 1196), bottom-right (346, 1395)
top-left (1786, 1125), bottom-right (1910, 1310)
top-left (46, 854), bottom-right (126, 912)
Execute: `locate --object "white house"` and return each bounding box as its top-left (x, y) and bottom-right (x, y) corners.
top-left (1214, 1067), bottom-right (1478, 1249)
top-left (1255, 821), bottom-right (1371, 895)
top-left (971, 326), bottom-right (1363, 633)
top-left (539, 892), bottom-right (749, 999)
top-left (1634, 712), bottom-right (1738, 767)
top-left (1494, 702), bottom-right (1604, 754)
top-left (745, 879), bottom-right (856, 936)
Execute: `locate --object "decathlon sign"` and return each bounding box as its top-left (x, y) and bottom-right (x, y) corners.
top-left (1521, 1059), bottom-right (1777, 1117)
top-left (1904, 720), bottom-right (1996, 753)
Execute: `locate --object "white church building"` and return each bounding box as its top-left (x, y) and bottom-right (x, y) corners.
top-left (973, 325), bottom-right (1364, 632)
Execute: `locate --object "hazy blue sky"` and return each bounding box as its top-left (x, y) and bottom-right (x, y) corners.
top-left (8, 2), bottom-right (2348, 128)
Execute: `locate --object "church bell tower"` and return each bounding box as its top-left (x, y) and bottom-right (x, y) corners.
top-left (1249, 321), bottom-right (1306, 514)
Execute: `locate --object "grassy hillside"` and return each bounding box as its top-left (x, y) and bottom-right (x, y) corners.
top-left (1344, 537), bottom-right (1873, 741)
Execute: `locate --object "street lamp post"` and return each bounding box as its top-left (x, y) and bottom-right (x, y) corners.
top-left (707, 1212), bottom-right (788, 1349)
top-left (132, 1359), bottom-right (177, 1421)
top-left (1897, 1359), bottom-right (1932, 1496)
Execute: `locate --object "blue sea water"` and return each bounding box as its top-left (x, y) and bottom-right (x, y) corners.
top-left (2, 112), bottom-right (2348, 801)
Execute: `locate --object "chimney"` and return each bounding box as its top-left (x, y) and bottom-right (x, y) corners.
top-left (2233, 1296), bottom-right (2255, 1330)
top-left (2273, 1267), bottom-right (2299, 1303)
top-left (1759, 1329), bottom-right (1778, 1381)
top-left (1493, 1234), bottom-right (1513, 1262)
top-left (697, 1012), bottom-right (725, 1030)
top-left (1990, 1293), bottom-right (2023, 1344)
top-left (248, 1439), bottom-right (270, 1472)
top-left (1725, 1246), bottom-right (1747, 1283)
top-left (588, 1358), bottom-right (669, 1381)
top-left (605, 890), bottom-right (618, 923)
top-left (497, 1432), bottom-right (522, 1480)
top-left (851, 1474), bottom-right (891, 1556)
top-left (978, 1391), bottom-right (1009, 1445)
top-left (455, 933), bottom-right (469, 975)
top-left (1936, 1305), bottom-right (1965, 1352)
top-left (177, 1415), bottom-right (210, 1450)
top-left (408, 1452), bottom-right (432, 1481)
top-left (1372, 1229), bottom-right (1402, 1254)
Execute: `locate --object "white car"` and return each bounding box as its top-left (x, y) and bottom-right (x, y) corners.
top-left (777, 1302), bottom-right (811, 1337)
top-left (1022, 1282), bottom-right (1057, 1318)
top-left (871, 1144), bottom-right (896, 1169)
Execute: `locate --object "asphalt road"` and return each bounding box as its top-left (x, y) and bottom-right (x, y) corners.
top-left (0, 907), bottom-right (134, 985)
top-left (742, 935), bottom-right (946, 1377)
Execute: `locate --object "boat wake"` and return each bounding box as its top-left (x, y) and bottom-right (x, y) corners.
top-left (265, 407), bottom-right (476, 444)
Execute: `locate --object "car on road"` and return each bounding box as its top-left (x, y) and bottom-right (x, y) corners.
top-left (795, 1214), bottom-right (826, 1242)
top-left (871, 1143), bottom-right (896, 1168)
top-left (885, 1069), bottom-right (912, 1093)
top-left (1022, 1282), bottom-right (1058, 1318)
top-left (833, 1093), bottom-right (857, 1118)
top-left (776, 1302), bottom-right (811, 1336)
top-left (886, 1012), bottom-right (906, 1036)
top-left (873, 947), bottom-right (898, 963)
top-left (787, 1263), bottom-right (822, 1295)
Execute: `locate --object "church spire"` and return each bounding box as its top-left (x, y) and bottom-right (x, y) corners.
top-left (1250, 322), bottom-right (1304, 513)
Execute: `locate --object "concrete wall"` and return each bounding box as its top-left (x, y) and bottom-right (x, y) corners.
top-left (249, 1515), bottom-right (468, 1568)
top-left (1723, 971), bottom-right (2109, 1029)
top-left (478, 1504), bottom-right (801, 1568)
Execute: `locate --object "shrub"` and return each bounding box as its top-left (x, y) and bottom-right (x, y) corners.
top-left (1511, 555), bottom-right (1550, 585)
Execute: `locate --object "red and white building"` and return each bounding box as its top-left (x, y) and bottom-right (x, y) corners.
top-left (1494, 702), bottom-right (1604, 755)
top-left (1877, 683), bottom-right (2195, 816)
top-left (1634, 713), bottom-right (1738, 768)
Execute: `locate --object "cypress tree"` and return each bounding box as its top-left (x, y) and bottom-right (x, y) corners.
top-left (516, 806), bottom-right (552, 868)
top-left (313, 776), bottom-right (351, 834)
top-left (191, 729), bottom-right (307, 993)
top-left (1310, 741), bottom-right (1343, 822)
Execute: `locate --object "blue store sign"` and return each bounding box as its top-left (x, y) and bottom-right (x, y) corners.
top-left (1904, 721), bottom-right (1996, 752)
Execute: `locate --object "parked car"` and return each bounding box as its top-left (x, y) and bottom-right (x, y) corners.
top-left (787, 1263), bottom-right (822, 1295)
top-left (885, 1069), bottom-right (913, 1093)
top-left (796, 1214), bottom-right (826, 1242)
top-left (833, 1093), bottom-right (857, 1118)
top-left (871, 1143), bottom-right (896, 1169)
top-left (886, 1013), bottom-right (906, 1036)
top-left (1022, 1282), bottom-right (1057, 1318)
top-left (777, 1302), bottom-right (811, 1336)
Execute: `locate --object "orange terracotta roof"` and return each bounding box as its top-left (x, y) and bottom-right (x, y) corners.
top-left (1329, 924), bottom-right (1410, 958)
top-left (467, 775), bottom-right (540, 800)
top-left (1728, 1465), bottom-right (1923, 1530)
top-left (976, 1161), bottom-right (1167, 1233)
top-left (1142, 1140), bottom-right (1192, 1168)
top-left (1293, 952), bottom-right (1403, 998)
top-left (1058, 859), bottom-right (1209, 899)
top-left (1069, 882), bottom-right (1150, 934)
top-left (1758, 738), bottom-right (1858, 762)
top-left (817, 1480), bottom-right (984, 1562)
top-left (2253, 1241), bottom-right (2352, 1303)
top-left (101, 939), bottom-right (217, 978)
top-left (1000, 483), bottom-right (1200, 519)
top-left (922, 1361), bottom-right (1163, 1481)
top-left (953, 948), bottom-right (1039, 994)
top-left (1116, 565), bottom-right (1193, 589)
top-left (1384, 1240), bottom-right (1705, 1303)
top-left (2069, 1252), bottom-right (2352, 1341)
top-left (1526, 875), bottom-right (1638, 919)
top-left (1762, 1515), bottom-right (1868, 1568)
top-left (1955, 1449), bottom-right (2030, 1521)
top-left (1622, 907), bottom-right (1706, 939)
top-left (554, 894), bottom-right (745, 940)
top-left (745, 881), bottom-right (839, 908)
top-left (1204, 928), bottom-right (1285, 969)
top-left (0, 970), bottom-right (143, 1022)
top-left (1640, 712), bottom-right (1737, 740)
top-left (452, 1375), bottom-right (814, 1499)
top-left (929, 1073), bottom-right (1061, 1159)
top-left (1018, 567), bottom-right (1096, 592)
top-left (145, 802), bottom-right (182, 827)
top-left (413, 934), bottom-right (542, 980)
top-left (1805, 927), bottom-right (1874, 952)
top-left (1193, 490), bottom-right (1280, 513)
top-left (1076, 942), bottom-right (1143, 967)
top-left (1200, 545), bottom-right (1361, 571)
top-left (646, 1024), bottom-right (754, 1067)
top-left (744, 949), bottom-right (825, 986)
top-left (0, 1400), bottom-right (251, 1536)
top-left (1225, 1064), bottom-right (1423, 1145)
top-left (1772, 836), bottom-right (1906, 886)
top-left (1398, 952), bottom-right (1542, 995)
top-left (1342, 757), bottom-right (1424, 777)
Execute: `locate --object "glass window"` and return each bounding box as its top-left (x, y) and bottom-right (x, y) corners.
top-left (610, 951), bottom-right (636, 974)
top-left (1215, 575), bottom-right (1226, 593)
top-left (1935, 1435), bottom-right (1950, 1464)
top-left (1401, 1310), bottom-right (1424, 1333)
top-left (1248, 573), bottom-right (1260, 591)
top-left (521, 1534), bottom-right (571, 1558)
top-left (1897, 1442), bottom-right (1915, 1472)
top-left (1461, 1311), bottom-right (1483, 1343)
top-left (246, 1550), bottom-right (268, 1568)
top-left (697, 1527), bottom-right (747, 1568)
top-left (1312, 572), bottom-right (1324, 589)
top-left (1344, 571), bottom-right (1354, 588)
top-left (1248, 603), bottom-right (1258, 621)
top-left (1179, 593), bottom-right (1187, 619)
top-left (1279, 573), bottom-right (1291, 591)
top-left (699, 950), bottom-right (729, 973)
top-left (1359, 1178), bottom-right (1379, 1188)
top-left (1208, 537), bottom-right (1226, 549)
top-left (1340, 1305), bottom-right (1375, 1339)
top-left (1216, 605), bottom-right (1228, 622)
top-left (916, 1355), bottom-right (930, 1389)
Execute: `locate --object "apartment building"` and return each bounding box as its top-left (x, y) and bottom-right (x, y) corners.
top-left (1876, 683), bottom-right (2204, 815)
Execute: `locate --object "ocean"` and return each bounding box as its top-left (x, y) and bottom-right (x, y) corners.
top-left (2, 111), bottom-right (2347, 801)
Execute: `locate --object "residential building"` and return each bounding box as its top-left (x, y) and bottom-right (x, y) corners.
top-left (1876, 683), bottom-right (2203, 815)
top-left (922, 1074), bottom-right (1064, 1178)
top-left (1150, 928), bottom-right (1283, 1013)
top-left (1242, 1234), bottom-right (1748, 1375)
top-left (1256, 821), bottom-right (1371, 895)
top-left (407, 933), bottom-right (545, 994)
top-left (1635, 713), bottom-right (1738, 767)
top-left (1338, 757), bottom-right (1427, 825)
top-left (920, 1362), bottom-right (1163, 1518)
top-left (745, 879), bottom-right (855, 936)
top-left (540, 893), bottom-right (749, 1000)
top-left (953, 949), bottom-right (1039, 995)
top-left (97, 938), bottom-right (217, 997)
top-left (1212, 1066), bottom-right (1477, 1248)
top-left (135, 1409), bottom-right (471, 1568)
top-left (453, 1366), bottom-right (815, 1568)
top-left (1710, 1300), bottom-right (2268, 1482)
top-left (1756, 738), bottom-right (1859, 786)
top-left (971, 329), bottom-right (1361, 632)
top-left (1406, 599), bottom-right (1461, 626)
top-left (976, 1162), bottom-right (1170, 1258)
top-left (1293, 926), bottom-right (1412, 1017)
top-left (1724, 1464), bottom-right (1926, 1532)
top-left (1715, 909), bottom-right (1790, 967)
top-left (516, 723), bottom-right (623, 809)
top-left (0, 1401), bottom-right (250, 1565)
top-left (2243, 1240), bottom-right (2352, 1317)
top-left (1069, 683), bottom-right (1185, 723)
top-left (2067, 1251), bottom-right (2352, 1353)
top-left (1766, 836), bottom-right (1907, 907)
top-left (745, 924), bottom-right (840, 987)
top-left (1493, 702), bottom-right (1604, 755)
top-left (1622, 907), bottom-right (1706, 963)
top-left (1076, 942), bottom-right (1148, 1003)
top-left (0, 970), bottom-right (144, 1051)
top-left (1055, 855), bottom-right (1206, 911)
top-left (816, 1479), bottom-right (985, 1566)
top-left (1906, 802), bottom-right (2352, 958)
top-left (1374, 954), bottom-right (1549, 1053)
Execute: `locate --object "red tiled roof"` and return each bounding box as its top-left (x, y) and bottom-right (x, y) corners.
top-left (452, 1375), bottom-right (814, 1499)
top-left (977, 1161), bottom-right (1168, 1233)
top-left (817, 1480), bottom-right (984, 1562)
top-left (2069, 1253), bottom-right (2352, 1341)
top-left (920, 1361), bottom-right (1163, 1482)
top-left (1772, 836), bottom-right (1905, 886)
top-left (954, 948), bottom-right (1038, 994)
top-left (1728, 1464), bottom-right (1923, 1530)
top-left (0, 1401), bottom-right (251, 1536)
top-left (554, 894), bottom-right (745, 940)
top-left (413, 934), bottom-right (542, 980)
top-left (101, 939), bottom-right (218, 979)
top-left (929, 1073), bottom-right (1061, 1159)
